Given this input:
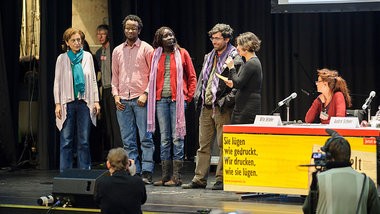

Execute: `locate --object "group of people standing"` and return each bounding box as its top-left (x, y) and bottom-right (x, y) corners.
top-left (53, 14), bottom-right (264, 191)
top-left (52, 12), bottom-right (369, 214)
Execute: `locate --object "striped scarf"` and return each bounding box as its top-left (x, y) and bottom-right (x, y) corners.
top-left (201, 44), bottom-right (236, 108)
top-left (147, 47), bottom-right (186, 138)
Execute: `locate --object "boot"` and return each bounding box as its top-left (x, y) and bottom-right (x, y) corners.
top-left (164, 160), bottom-right (183, 186)
top-left (153, 160), bottom-right (172, 186)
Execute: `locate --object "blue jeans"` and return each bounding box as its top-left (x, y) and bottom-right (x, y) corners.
top-left (156, 98), bottom-right (186, 161)
top-left (60, 100), bottom-right (91, 171)
top-left (116, 98), bottom-right (154, 173)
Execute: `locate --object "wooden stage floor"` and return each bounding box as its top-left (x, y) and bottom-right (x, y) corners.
top-left (0, 162), bottom-right (306, 214)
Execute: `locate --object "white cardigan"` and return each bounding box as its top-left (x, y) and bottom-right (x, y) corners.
top-left (53, 51), bottom-right (99, 131)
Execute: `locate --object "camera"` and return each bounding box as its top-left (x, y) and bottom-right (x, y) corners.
top-left (37, 195), bottom-right (54, 206)
top-left (311, 152), bottom-right (327, 166)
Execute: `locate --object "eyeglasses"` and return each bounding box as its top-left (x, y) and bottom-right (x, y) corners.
top-left (125, 27), bottom-right (138, 32)
top-left (69, 38), bottom-right (81, 44)
top-left (210, 37), bottom-right (224, 42)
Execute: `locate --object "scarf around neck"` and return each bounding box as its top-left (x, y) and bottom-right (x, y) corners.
top-left (201, 43), bottom-right (236, 108)
top-left (147, 47), bottom-right (186, 138)
top-left (67, 48), bottom-right (85, 97)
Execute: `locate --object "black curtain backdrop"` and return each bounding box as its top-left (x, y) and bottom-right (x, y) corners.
top-left (1, 0), bottom-right (379, 168)
top-left (108, 0), bottom-right (380, 158)
top-left (109, 0), bottom-right (380, 116)
top-left (0, 1), bottom-right (22, 167)
top-left (38, 0), bottom-right (72, 169)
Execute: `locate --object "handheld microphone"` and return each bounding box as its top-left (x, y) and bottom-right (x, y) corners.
top-left (278, 92), bottom-right (297, 107)
top-left (362, 91), bottom-right (376, 110)
top-left (222, 50), bottom-right (239, 69)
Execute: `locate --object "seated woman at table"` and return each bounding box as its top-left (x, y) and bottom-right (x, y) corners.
top-left (305, 68), bottom-right (351, 124)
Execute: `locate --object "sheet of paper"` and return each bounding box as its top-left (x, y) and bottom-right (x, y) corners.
top-left (215, 73), bottom-right (229, 81)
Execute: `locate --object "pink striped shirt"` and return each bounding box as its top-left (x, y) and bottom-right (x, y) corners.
top-left (111, 38), bottom-right (153, 100)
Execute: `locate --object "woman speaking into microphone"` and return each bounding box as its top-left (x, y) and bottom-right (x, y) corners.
top-left (224, 32), bottom-right (263, 124)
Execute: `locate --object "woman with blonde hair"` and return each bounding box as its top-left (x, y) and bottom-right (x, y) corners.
top-left (305, 68), bottom-right (351, 124)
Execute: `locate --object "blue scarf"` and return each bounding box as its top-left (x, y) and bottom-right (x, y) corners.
top-left (67, 49), bottom-right (85, 98)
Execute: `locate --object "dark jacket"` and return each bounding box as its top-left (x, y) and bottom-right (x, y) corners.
top-left (193, 49), bottom-right (243, 113)
top-left (95, 170), bottom-right (147, 214)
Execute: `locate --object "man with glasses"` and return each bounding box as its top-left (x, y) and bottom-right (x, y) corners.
top-left (111, 15), bottom-right (155, 184)
top-left (182, 23), bottom-right (243, 190)
top-left (95, 24), bottom-right (122, 154)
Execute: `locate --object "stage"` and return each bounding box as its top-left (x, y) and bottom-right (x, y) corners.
top-left (0, 162), bottom-right (305, 214)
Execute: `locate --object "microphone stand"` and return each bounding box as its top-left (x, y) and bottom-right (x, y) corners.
top-left (269, 105), bottom-right (281, 115)
top-left (286, 102), bottom-right (290, 122)
top-left (367, 107), bottom-right (371, 122)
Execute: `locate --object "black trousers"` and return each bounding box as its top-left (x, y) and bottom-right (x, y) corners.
top-left (102, 87), bottom-right (122, 150)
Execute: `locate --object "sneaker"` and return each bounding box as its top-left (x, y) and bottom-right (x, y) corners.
top-left (181, 181), bottom-right (206, 189)
top-left (141, 171), bottom-right (152, 185)
top-left (211, 181), bottom-right (223, 190)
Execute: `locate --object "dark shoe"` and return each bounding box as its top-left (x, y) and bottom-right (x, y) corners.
top-left (211, 181), bottom-right (223, 190)
top-left (142, 171), bottom-right (152, 185)
top-left (181, 181), bottom-right (206, 189)
top-left (164, 176), bottom-right (182, 187)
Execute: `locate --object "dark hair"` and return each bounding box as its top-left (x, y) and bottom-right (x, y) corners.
top-left (107, 147), bottom-right (129, 171)
top-left (97, 24), bottom-right (109, 36)
top-left (122, 14), bottom-right (143, 29)
top-left (236, 32), bottom-right (261, 52)
top-left (97, 24), bottom-right (109, 32)
top-left (82, 40), bottom-right (91, 53)
top-left (152, 26), bottom-right (180, 49)
top-left (61, 27), bottom-right (83, 51)
top-left (327, 138), bottom-right (351, 163)
top-left (208, 23), bottom-right (233, 40)
top-left (318, 68), bottom-right (352, 107)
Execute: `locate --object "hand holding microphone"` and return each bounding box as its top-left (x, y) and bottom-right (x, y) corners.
top-left (224, 56), bottom-right (235, 69)
top-left (222, 50), bottom-right (239, 70)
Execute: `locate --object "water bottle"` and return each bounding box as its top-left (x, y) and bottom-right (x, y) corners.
top-left (375, 105), bottom-right (380, 121)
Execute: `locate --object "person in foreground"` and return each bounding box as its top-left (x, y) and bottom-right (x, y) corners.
top-left (95, 147), bottom-right (146, 214)
top-left (224, 32), bottom-right (262, 124)
top-left (147, 27), bottom-right (197, 186)
top-left (305, 68), bottom-right (351, 124)
top-left (181, 23), bottom-right (243, 190)
top-left (54, 28), bottom-right (100, 171)
top-left (302, 129), bottom-right (380, 214)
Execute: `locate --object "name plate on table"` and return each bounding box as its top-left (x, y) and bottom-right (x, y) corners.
top-left (254, 115), bottom-right (282, 126)
top-left (329, 117), bottom-right (359, 128)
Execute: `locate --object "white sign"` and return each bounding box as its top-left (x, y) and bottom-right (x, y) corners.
top-left (254, 115), bottom-right (282, 127)
top-left (329, 117), bottom-right (359, 128)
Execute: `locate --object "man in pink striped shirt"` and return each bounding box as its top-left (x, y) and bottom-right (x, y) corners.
top-left (111, 15), bottom-right (154, 184)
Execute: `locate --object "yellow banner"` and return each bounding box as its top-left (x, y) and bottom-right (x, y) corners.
top-left (223, 133), bottom-right (377, 192)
